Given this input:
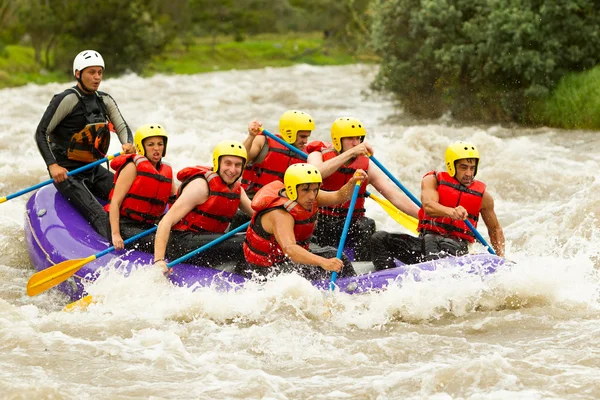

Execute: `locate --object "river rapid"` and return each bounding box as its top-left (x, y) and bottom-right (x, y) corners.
top-left (0, 64), bottom-right (599, 399)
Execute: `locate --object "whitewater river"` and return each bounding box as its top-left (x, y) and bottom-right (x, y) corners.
top-left (1, 64), bottom-right (599, 399)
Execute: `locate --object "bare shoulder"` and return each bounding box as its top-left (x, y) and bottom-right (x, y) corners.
top-left (421, 174), bottom-right (438, 189)
top-left (481, 190), bottom-right (495, 210)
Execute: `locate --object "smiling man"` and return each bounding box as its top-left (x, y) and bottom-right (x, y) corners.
top-left (370, 141), bottom-right (505, 271)
top-left (153, 140), bottom-right (254, 271)
top-left (235, 163), bottom-right (367, 281)
top-left (34, 50), bottom-right (135, 239)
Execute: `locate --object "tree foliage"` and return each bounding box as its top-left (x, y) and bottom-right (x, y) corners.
top-left (370, 0), bottom-right (600, 123)
top-left (17, 0), bottom-right (176, 73)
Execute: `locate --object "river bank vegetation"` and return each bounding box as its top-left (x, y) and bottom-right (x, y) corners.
top-left (1, 0), bottom-right (599, 129)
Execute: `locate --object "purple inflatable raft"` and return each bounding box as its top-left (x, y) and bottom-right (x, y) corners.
top-left (24, 185), bottom-right (507, 301)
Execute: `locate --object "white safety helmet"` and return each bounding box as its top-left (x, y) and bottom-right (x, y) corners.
top-left (73, 50), bottom-right (105, 77)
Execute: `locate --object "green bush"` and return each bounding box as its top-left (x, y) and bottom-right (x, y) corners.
top-left (370, 0), bottom-right (600, 123)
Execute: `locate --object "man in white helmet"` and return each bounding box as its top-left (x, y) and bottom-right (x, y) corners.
top-left (34, 50), bottom-right (135, 238)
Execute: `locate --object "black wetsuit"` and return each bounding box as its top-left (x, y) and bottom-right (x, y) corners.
top-left (314, 214), bottom-right (376, 261)
top-left (166, 231), bottom-right (247, 269)
top-left (35, 85), bottom-right (132, 239)
top-left (370, 231), bottom-right (469, 271)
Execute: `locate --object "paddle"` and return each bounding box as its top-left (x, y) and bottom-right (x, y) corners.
top-left (27, 226), bottom-right (158, 296)
top-left (62, 222), bottom-right (251, 311)
top-left (1, 151), bottom-right (124, 204)
top-left (260, 129), bottom-right (416, 233)
top-left (368, 192), bottom-right (418, 234)
top-left (330, 178), bottom-right (362, 290)
top-left (369, 155), bottom-right (497, 255)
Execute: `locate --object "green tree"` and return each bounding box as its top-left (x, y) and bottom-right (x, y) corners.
top-left (370, 0), bottom-right (600, 123)
top-left (19, 0), bottom-right (177, 74)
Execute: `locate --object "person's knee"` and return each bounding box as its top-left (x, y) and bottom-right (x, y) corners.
top-left (357, 217), bottom-right (376, 235)
top-left (370, 230), bottom-right (389, 246)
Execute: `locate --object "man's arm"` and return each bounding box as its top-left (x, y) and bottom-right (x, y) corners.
top-left (243, 120), bottom-right (267, 162)
top-left (420, 175), bottom-right (467, 220)
top-left (102, 93), bottom-right (133, 144)
top-left (154, 178), bottom-right (209, 267)
top-left (318, 170), bottom-right (368, 207)
top-left (307, 145), bottom-right (369, 179)
top-left (480, 191), bottom-right (505, 257)
top-left (108, 162), bottom-right (137, 250)
top-left (264, 210), bottom-right (342, 272)
top-left (239, 188), bottom-right (254, 217)
top-left (368, 165), bottom-right (419, 218)
top-left (35, 92), bottom-right (79, 181)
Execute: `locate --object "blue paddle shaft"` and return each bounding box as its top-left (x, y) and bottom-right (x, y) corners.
top-left (369, 155), bottom-right (421, 207)
top-left (95, 226), bottom-right (158, 258)
top-left (262, 129), bottom-right (382, 199)
top-left (5, 151), bottom-right (123, 202)
top-left (330, 182), bottom-right (361, 289)
top-left (371, 155), bottom-right (496, 255)
top-left (267, 128), bottom-right (496, 255)
top-left (167, 222), bottom-right (250, 268)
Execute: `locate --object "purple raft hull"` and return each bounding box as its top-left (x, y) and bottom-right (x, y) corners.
top-left (24, 185), bottom-right (506, 301)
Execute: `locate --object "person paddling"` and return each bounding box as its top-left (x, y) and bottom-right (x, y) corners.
top-left (229, 110), bottom-right (316, 229)
top-left (306, 117), bottom-right (418, 260)
top-left (235, 163), bottom-right (367, 281)
top-left (153, 140), bottom-right (253, 272)
top-left (370, 142), bottom-right (505, 270)
top-left (104, 124), bottom-right (175, 252)
top-left (34, 50), bottom-right (135, 238)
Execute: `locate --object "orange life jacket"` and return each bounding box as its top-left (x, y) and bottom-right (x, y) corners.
top-left (318, 146), bottom-right (369, 218)
top-left (65, 89), bottom-right (114, 162)
top-left (417, 171), bottom-right (486, 242)
top-left (241, 134), bottom-right (306, 196)
top-left (173, 166), bottom-right (241, 233)
top-left (243, 181), bottom-right (318, 267)
top-left (104, 154), bottom-right (173, 224)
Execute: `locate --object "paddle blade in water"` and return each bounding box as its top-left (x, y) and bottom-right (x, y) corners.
top-left (63, 295), bottom-right (96, 312)
top-left (26, 256), bottom-right (95, 296)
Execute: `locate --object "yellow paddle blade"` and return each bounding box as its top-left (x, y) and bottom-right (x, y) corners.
top-left (369, 194), bottom-right (419, 235)
top-left (0, 197), bottom-right (7, 204)
top-left (26, 255), bottom-right (96, 297)
top-left (63, 295), bottom-right (96, 312)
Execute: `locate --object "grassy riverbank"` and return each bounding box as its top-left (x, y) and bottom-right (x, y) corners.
top-left (0, 32), bottom-right (370, 89)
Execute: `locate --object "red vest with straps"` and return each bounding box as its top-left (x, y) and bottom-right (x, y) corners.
top-left (173, 166), bottom-right (241, 233)
top-left (417, 171), bottom-right (486, 242)
top-left (318, 147), bottom-right (369, 218)
top-left (241, 135), bottom-right (306, 196)
top-left (104, 154), bottom-right (173, 224)
top-left (243, 181), bottom-right (318, 267)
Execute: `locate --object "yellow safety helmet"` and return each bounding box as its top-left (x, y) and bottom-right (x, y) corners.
top-left (331, 117), bottom-right (366, 152)
top-left (445, 141), bottom-right (480, 177)
top-left (134, 124), bottom-right (168, 157)
top-left (279, 110), bottom-right (315, 144)
top-left (284, 163), bottom-right (322, 201)
top-left (212, 140), bottom-right (248, 175)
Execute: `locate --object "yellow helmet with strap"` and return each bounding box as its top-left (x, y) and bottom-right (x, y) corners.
top-left (279, 110), bottom-right (315, 144)
top-left (445, 141), bottom-right (480, 177)
top-left (284, 163), bottom-right (322, 201)
top-left (212, 140), bottom-right (248, 174)
top-left (134, 124), bottom-right (168, 157)
top-left (331, 117), bottom-right (366, 152)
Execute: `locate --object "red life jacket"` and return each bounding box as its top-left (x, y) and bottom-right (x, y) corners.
top-left (172, 166), bottom-right (241, 233)
top-left (104, 154), bottom-right (173, 224)
top-left (243, 181), bottom-right (318, 267)
top-left (241, 135), bottom-right (306, 196)
top-left (318, 146), bottom-right (369, 218)
top-left (417, 171), bottom-right (486, 242)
